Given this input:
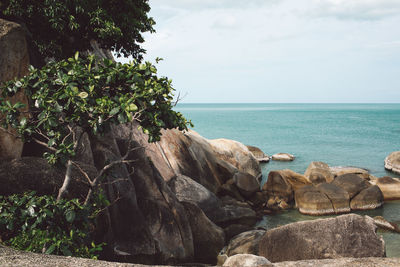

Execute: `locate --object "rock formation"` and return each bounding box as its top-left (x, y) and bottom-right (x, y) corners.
top-left (385, 151), bottom-right (400, 175)
top-left (246, 145), bottom-right (270, 163)
top-left (271, 153), bottom-right (295, 161)
top-left (374, 176), bottom-right (400, 200)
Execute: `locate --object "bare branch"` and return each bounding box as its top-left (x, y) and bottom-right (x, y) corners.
top-left (32, 137), bottom-right (57, 152)
top-left (70, 160), bottom-right (92, 185)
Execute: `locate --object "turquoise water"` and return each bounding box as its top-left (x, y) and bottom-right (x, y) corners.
top-left (176, 103), bottom-right (400, 257)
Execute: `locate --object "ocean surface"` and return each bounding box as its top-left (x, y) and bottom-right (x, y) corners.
top-left (176, 103), bottom-right (400, 257)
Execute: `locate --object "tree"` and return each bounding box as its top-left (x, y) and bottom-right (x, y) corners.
top-left (0, 0), bottom-right (155, 62)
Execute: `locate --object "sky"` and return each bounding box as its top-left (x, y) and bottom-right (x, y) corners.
top-left (117, 0), bottom-right (400, 103)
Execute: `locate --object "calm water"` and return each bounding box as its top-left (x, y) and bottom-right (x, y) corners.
top-left (176, 103), bottom-right (400, 257)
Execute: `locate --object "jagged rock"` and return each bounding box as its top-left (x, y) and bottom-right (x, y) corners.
top-left (273, 257), bottom-right (400, 267)
top-left (233, 171), bottom-right (260, 198)
top-left (271, 153), bottom-right (295, 161)
top-left (209, 138), bottom-right (261, 180)
top-left (350, 185), bottom-right (384, 210)
top-left (223, 254), bottom-right (273, 267)
top-left (375, 176), bottom-right (400, 200)
top-left (385, 151), bottom-right (400, 175)
top-left (304, 161), bottom-right (334, 184)
top-left (329, 166), bottom-right (371, 180)
top-left (167, 174), bottom-right (223, 222)
top-left (0, 157), bottom-right (95, 199)
top-left (225, 230), bottom-right (266, 256)
top-left (263, 169), bottom-right (309, 205)
top-left (246, 145), bottom-right (270, 163)
top-left (182, 202), bottom-right (225, 264)
top-left (331, 173), bottom-right (370, 198)
top-left (0, 18), bottom-right (30, 160)
top-left (258, 214), bottom-right (386, 262)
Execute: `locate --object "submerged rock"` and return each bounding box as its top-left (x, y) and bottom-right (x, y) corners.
top-left (385, 151), bottom-right (400, 175)
top-left (258, 214), bottom-right (386, 262)
top-left (271, 153), bottom-right (295, 161)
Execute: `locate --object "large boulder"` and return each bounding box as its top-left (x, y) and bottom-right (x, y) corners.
top-left (233, 171), bottom-right (260, 198)
top-left (246, 145), bottom-right (270, 163)
top-left (375, 176), bottom-right (400, 200)
top-left (223, 254), bottom-right (273, 267)
top-left (225, 230), bottom-right (266, 256)
top-left (304, 161), bottom-right (334, 184)
top-left (331, 174), bottom-right (370, 198)
top-left (263, 169), bottom-right (309, 204)
top-left (271, 153), bottom-right (295, 161)
top-left (295, 183), bottom-right (350, 215)
top-left (0, 18), bottom-right (30, 160)
top-left (274, 257), bottom-right (400, 267)
top-left (208, 138), bottom-right (261, 179)
top-left (385, 151), bottom-right (400, 175)
top-left (258, 214), bottom-right (386, 262)
top-left (329, 166), bottom-right (371, 180)
top-left (350, 185), bottom-right (384, 210)
top-left (182, 202), bottom-right (225, 264)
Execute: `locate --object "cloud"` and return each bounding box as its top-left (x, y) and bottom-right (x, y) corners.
top-left (309, 0), bottom-right (400, 20)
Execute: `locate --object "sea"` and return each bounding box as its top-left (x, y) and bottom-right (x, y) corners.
top-left (176, 103), bottom-right (400, 257)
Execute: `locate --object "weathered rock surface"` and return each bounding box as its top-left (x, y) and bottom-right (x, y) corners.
top-left (263, 169), bottom-right (309, 205)
top-left (350, 185), bottom-right (384, 210)
top-left (209, 138), bottom-right (261, 179)
top-left (225, 230), bottom-right (266, 256)
top-left (304, 161), bottom-right (334, 184)
top-left (222, 254), bottom-right (273, 267)
top-left (330, 166), bottom-right (371, 180)
top-left (258, 214), bottom-right (385, 262)
top-left (274, 257), bottom-right (400, 267)
top-left (233, 171), bottom-right (260, 197)
top-left (375, 176), bottom-right (400, 200)
top-left (385, 151), bottom-right (400, 175)
top-left (271, 153), bottom-right (295, 161)
top-left (246, 145), bottom-right (270, 163)
top-left (182, 202), bottom-right (225, 264)
top-left (331, 173), bottom-right (370, 198)
top-left (373, 216), bottom-right (400, 233)
top-left (0, 18), bottom-right (29, 160)
top-left (295, 183), bottom-right (350, 215)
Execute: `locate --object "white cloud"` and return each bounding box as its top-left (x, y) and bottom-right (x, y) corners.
top-left (310, 0), bottom-right (400, 20)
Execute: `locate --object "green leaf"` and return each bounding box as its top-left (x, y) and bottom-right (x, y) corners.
top-left (109, 107), bottom-right (120, 116)
top-left (45, 244), bottom-right (56, 254)
top-left (20, 117), bottom-right (27, 127)
top-left (127, 103), bottom-right (138, 112)
top-left (74, 51), bottom-right (79, 61)
top-left (65, 210), bottom-right (75, 223)
top-left (78, 92), bottom-right (88, 98)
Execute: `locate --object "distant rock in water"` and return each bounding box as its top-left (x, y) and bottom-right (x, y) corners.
top-left (304, 161), bottom-right (334, 184)
top-left (374, 176), bottom-right (400, 200)
top-left (271, 153), bottom-right (295, 161)
top-left (258, 214), bottom-right (386, 262)
top-left (246, 145), bottom-right (270, 163)
top-left (329, 166), bottom-right (371, 180)
top-left (385, 151), bottom-right (400, 175)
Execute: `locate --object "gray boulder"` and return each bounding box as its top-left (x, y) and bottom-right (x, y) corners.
top-left (304, 161), bottom-right (334, 184)
top-left (226, 230), bottom-right (266, 256)
top-left (258, 214), bottom-right (385, 262)
top-left (350, 185), bottom-right (384, 210)
top-left (375, 176), bottom-right (400, 200)
top-left (384, 151), bottom-right (400, 175)
top-left (223, 254), bottom-right (273, 267)
top-left (331, 174), bottom-right (370, 198)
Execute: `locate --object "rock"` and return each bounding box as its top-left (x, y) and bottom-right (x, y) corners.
top-left (385, 151), bottom-right (400, 175)
top-left (0, 157), bottom-right (95, 199)
top-left (271, 153), bottom-right (295, 161)
top-left (167, 174), bottom-right (223, 222)
top-left (331, 173), bottom-right (370, 198)
top-left (0, 19), bottom-right (30, 160)
top-left (304, 161), bottom-right (334, 184)
top-left (209, 138), bottom-right (261, 180)
top-left (223, 254), bottom-right (273, 267)
top-left (263, 169), bottom-right (309, 204)
top-left (246, 145), bottom-right (270, 163)
top-left (329, 166), bottom-right (371, 180)
top-left (273, 257), bottom-right (400, 267)
top-left (373, 216), bottom-right (400, 233)
top-left (225, 230), bottom-right (266, 256)
top-left (258, 214), bottom-right (386, 262)
top-left (218, 179), bottom-right (246, 201)
top-left (223, 224), bottom-right (253, 242)
top-left (295, 185), bottom-right (335, 215)
top-left (233, 171), bottom-right (260, 198)
top-left (295, 183), bottom-right (350, 215)
top-left (375, 176), bottom-right (400, 200)
top-left (213, 204), bottom-right (259, 229)
top-left (350, 185), bottom-right (384, 210)
top-left (182, 202), bottom-right (225, 264)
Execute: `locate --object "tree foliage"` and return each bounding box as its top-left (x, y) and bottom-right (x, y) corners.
top-left (0, 191), bottom-right (106, 258)
top-left (0, 0), bottom-right (155, 60)
top-left (0, 53), bottom-right (191, 165)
